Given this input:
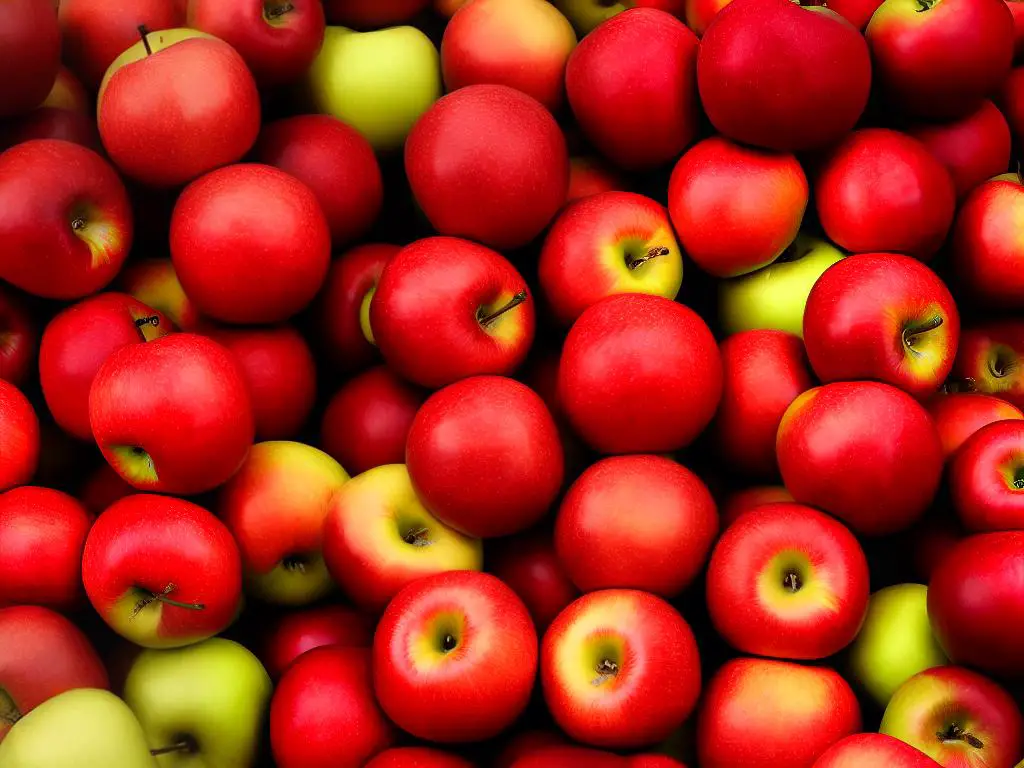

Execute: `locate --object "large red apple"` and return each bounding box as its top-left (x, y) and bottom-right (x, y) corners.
top-left (488, 530), bottom-right (579, 632)
top-left (927, 392), bottom-right (1024, 459)
top-left (0, 0), bottom-right (60, 118)
top-left (261, 605), bottom-right (374, 680)
top-left (813, 734), bottom-right (942, 767)
top-left (0, 287), bottom-right (36, 387)
top-left (952, 321), bottom-right (1024, 407)
top-left (0, 381), bottom-right (38, 493)
top-left (952, 178), bottom-right (1024, 308)
top-left (949, 419), bottom-right (1024, 531)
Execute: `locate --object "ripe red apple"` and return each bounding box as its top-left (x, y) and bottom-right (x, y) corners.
top-left (866, 0), bottom-right (1014, 119)
top-left (78, 464), bottom-right (134, 518)
top-left (927, 392), bottom-right (1024, 458)
top-left (999, 65), bottom-right (1024, 144)
top-left (366, 748), bottom-right (474, 768)
top-left (371, 238), bottom-right (535, 389)
top-left (565, 9), bottom-right (699, 169)
top-left (320, 366), bottom-right (423, 476)
top-left (0, 0), bottom-right (60, 118)
top-left (777, 381), bottom-right (944, 535)
top-left (323, 0), bottom-right (429, 27)
top-left (270, 646), bottom-right (395, 768)
top-left (0, 287), bottom-right (36, 387)
top-left (949, 419), bottom-right (1024, 531)
top-left (558, 293), bottom-right (722, 454)
top-left (0, 107), bottom-right (102, 153)
top-left (555, 455), bottom-right (718, 597)
top-left (826, 0), bottom-right (885, 28)
top-left (803, 253), bottom-right (960, 398)
top-left (118, 258), bottom-right (200, 332)
top-left (82, 493), bottom-right (243, 648)
top-left (952, 178), bottom-right (1024, 308)
top-left (813, 733), bottom-right (942, 767)
top-left (1009, 0), bottom-right (1024, 55)
top-left (405, 84), bottom-right (568, 249)
top-left (953, 321), bottom-right (1024, 407)
top-left (374, 571), bottom-right (537, 742)
top-left (97, 28), bottom-right (261, 188)
top-left (488, 530), bottom-right (579, 632)
top-left (0, 140), bottom-right (133, 300)
top-left (567, 157), bottom-right (622, 203)
top-left (509, 746), bottom-right (625, 768)
top-left (261, 605), bottom-right (374, 680)
top-left (698, 658), bottom-right (861, 768)
top-left (713, 330), bottom-right (813, 477)
top-left (542, 589), bottom-right (700, 748)
top-left (720, 485), bottom-right (794, 527)
top-left (254, 115), bottom-right (383, 247)
top-left (668, 137), bottom-right (808, 277)
top-left (89, 333), bottom-right (254, 495)
top-left (815, 130), bottom-right (956, 260)
top-left (0, 381), bottom-right (39, 493)
top-left (539, 191), bottom-right (683, 326)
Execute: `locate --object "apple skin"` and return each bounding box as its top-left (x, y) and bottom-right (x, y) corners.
top-left (686, 0), bottom-right (733, 35)
top-left (98, 29), bottom-right (261, 189)
top-left (1010, 0), bottom-right (1024, 55)
top-left (866, 0), bottom-right (1015, 120)
top-left (78, 464), bottom-right (135, 518)
top-left (254, 115), bottom-right (383, 247)
top-left (406, 376), bottom-right (563, 539)
top-left (0, 0), bottom-right (60, 118)
top-left (0, 606), bottom-right (109, 743)
top-left (441, 0), bottom-right (576, 111)
top-left (261, 605), bottom-right (374, 680)
top-left (826, 0), bottom-right (885, 28)
top-left (813, 734), bottom-right (943, 768)
top-left (0, 287), bottom-right (36, 387)
top-left (39, 292), bottom-right (171, 442)
top-left (0, 140), bottom-right (133, 300)
top-left (270, 646), bottom-right (396, 768)
top-left (323, 0), bottom-right (430, 27)
top-left (668, 137), bottom-right (808, 278)
top-left (952, 322), bottom-right (1024, 407)
top-left (880, 666), bottom-right (1023, 767)
top-left (0, 381), bottom-right (39, 493)
top-left (558, 293), bottom-right (723, 454)
top-left (555, 455), bottom-right (718, 597)
top-left (495, 731), bottom-right (568, 768)
top-left (539, 191), bottom-right (684, 326)
top-left (320, 366), bottom-right (423, 476)
top-left (778, 382), bottom-right (944, 536)
top-left (952, 179), bottom-right (1024, 308)
top-left (89, 333), bottom-right (254, 496)
top-left (374, 570), bottom-right (538, 743)
top-left (322, 463), bottom-right (483, 612)
top-left (118, 259), bottom-right (199, 332)
top-left (999, 66), bottom-right (1024, 145)
top-left (488, 530), bottom-right (580, 632)
top-left (371, 237), bottom-right (535, 389)
top-left (697, 658), bottom-right (861, 768)
top-left (406, 85), bottom-right (568, 250)
top-left (367, 748), bottom-right (474, 768)
top-left (554, 0), bottom-right (686, 34)
top-left (509, 745), bottom-right (625, 768)
top-left (815, 130), bottom-right (957, 260)
top-left (713, 330), bottom-right (813, 477)
top-left (40, 66), bottom-right (90, 114)
top-left (720, 485), bottom-right (794, 527)
top-left (567, 157), bottom-right (622, 203)
top-left (565, 9), bottom-right (699, 170)
top-left (0, 108), bottom-right (102, 153)
top-left (949, 419), bottom-right (1024, 531)
top-left (927, 392), bottom-right (1023, 459)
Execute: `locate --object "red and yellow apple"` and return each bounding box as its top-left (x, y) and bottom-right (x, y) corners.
top-left (950, 419), bottom-right (1024, 531)
top-left (926, 392), bottom-right (1024, 459)
top-left (118, 259), bottom-right (200, 332)
top-left (952, 177), bottom-right (1024, 308)
top-left (0, 381), bottom-right (38, 493)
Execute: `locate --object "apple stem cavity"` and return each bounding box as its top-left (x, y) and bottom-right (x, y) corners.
top-left (937, 723), bottom-right (984, 749)
top-left (137, 24), bottom-right (153, 56)
top-left (592, 658), bottom-right (619, 686)
top-left (403, 526), bottom-right (432, 547)
top-left (265, 2), bottom-right (295, 19)
top-left (782, 570), bottom-right (803, 592)
top-left (915, 0), bottom-right (939, 11)
top-left (902, 316), bottom-right (943, 350)
top-left (130, 583), bottom-right (205, 621)
top-left (478, 290), bottom-right (529, 326)
top-left (627, 246), bottom-right (671, 270)
top-left (151, 736), bottom-right (198, 756)
top-left (70, 216), bottom-right (87, 232)
top-left (441, 633), bottom-right (458, 652)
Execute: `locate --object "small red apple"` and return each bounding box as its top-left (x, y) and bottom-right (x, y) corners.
top-left (926, 392), bottom-right (1024, 458)
top-left (949, 419), bottom-right (1024, 531)
top-left (0, 287), bottom-right (36, 387)
top-left (488, 530), bottom-right (579, 632)
top-left (0, 0), bottom-right (60, 118)
top-left (261, 605), bottom-right (374, 680)
top-left (0, 381), bottom-right (39, 493)
top-left (685, 0), bottom-right (732, 35)
top-left (952, 178), bottom-right (1024, 308)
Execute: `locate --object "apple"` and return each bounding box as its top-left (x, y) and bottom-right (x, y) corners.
top-left (254, 115), bottom-right (383, 247)
top-left (322, 463), bottom-right (483, 611)
top-left (950, 419), bottom-right (1024, 531)
top-left (0, 105), bottom-right (103, 152)
top-left (488, 530), bottom-right (580, 632)
top-left (911, 517), bottom-right (965, 583)
top-left (880, 666), bottom-right (1023, 766)
top-left (539, 191), bottom-right (683, 326)
top-left (508, 745), bottom-right (625, 768)
top-left (813, 734), bottom-right (943, 768)
top-left (558, 293), bottom-right (722, 454)
top-left (0, 0), bottom-right (60, 118)
top-left (118, 259), bottom-right (200, 332)
top-left (170, 164), bottom-right (331, 325)
top-left (374, 570), bottom-right (537, 742)
top-left (441, 0), bottom-right (576, 111)
top-left (304, 24), bottom-right (441, 152)
top-left (566, 9), bottom-right (698, 170)
top-left (0, 140), bottom-right (133, 300)
top-left (39, 66), bottom-right (90, 114)
top-left (999, 65), bottom-right (1024, 145)
top-left (0, 381), bottom-right (38, 493)
top-left (953, 321), bottom-right (1024, 406)
top-left (78, 464), bottom-right (135, 518)
top-left (826, 0), bottom-right (885, 28)
top-left (406, 84), bottom-right (568, 249)
top-left (370, 238), bottom-right (535, 389)
top-left (320, 366), bottom-right (423, 475)
top-left (270, 646), bottom-right (395, 768)
top-left (323, 0), bottom-right (430, 27)
top-left (686, 0), bottom-right (732, 34)
top-left (366, 748), bottom-right (474, 768)
top-left (436, 0), bottom-right (470, 17)
top-left (927, 392), bottom-right (1024, 459)
top-left (0, 287), bottom-right (36, 387)
top-left (495, 731), bottom-right (568, 768)
top-left (720, 485), bottom-right (794, 527)
top-left (1010, 0), bottom-right (1024, 55)
top-left (98, 28), bottom-right (261, 188)
top-left (952, 178), bottom-right (1024, 308)
top-left (777, 381), bottom-right (944, 535)
top-left (567, 157), bottom-right (622, 203)
top-left (261, 605), bottom-right (374, 680)
top-left (553, 0), bottom-right (686, 36)
top-left (555, 455), bottom-right (718, 597)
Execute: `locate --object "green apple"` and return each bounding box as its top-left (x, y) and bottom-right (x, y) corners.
top-left (98, 28), bottom-right (216, 105)
top-left (718, 232), bottom-right (845, 338)
top-left (123, 638), bottom-right (272, 767)
top-left (848, 584), bottom-right (947, 707)
top-left (0, 688), bottom-right (157, 767)
top-left (552, 0), bottom-right (625, 33)
top-left (304, 26), bottom-right (442, 152)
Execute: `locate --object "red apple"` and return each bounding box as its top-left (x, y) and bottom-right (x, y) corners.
top-left (261, 605), bottom-right (374, 680)
top-left (495, 731), bottom-right (567, 768)
top-left (912, 517), bottom-right (965, 582)
top-left (78, 463), bottom-right (134, 518)
top-left (813, 733), bottom-right (942, 767)
top-left (371, 238), bottom-right (535, 389)
top-left (949, 419), bottom-right (1024, 531)
top-left (510, 746), bottom-right (625, 768)
top-left (952, 178), bottom-right (1024, 308)
top-left (567, 157), bottom-right (622, 203)
top-left (720, 485), bottom-right (794, 527)
top-left (826, 0), bottom-right (885, 28)
top-left (0, 287), bottom-right (36, 387)
top-left (0, 108), bottom-right (102, 153)
top-left (374, 570), bottom-right (537, 742)
top-left (488, 530), bottom-right (579, 632)
top-left (0, 381), bottom-right (38, 493)
top-left (0, 140), bottom-right (133, 300)
top-left (0, 0), bottom-right (60, 118)
top-left (118, 258), bottom-right (200, 332)
top-left (999, 65), bottom-right (1024, 144)
top-left (405, 84), bottom-right (568, 249)
top-left (1010, 0), bottom-right (1024, 56)
top-left (323, 0), bottom-right (430, 27)
top-left (565, 9), bottom-right (699, 169)
top-left (927, 392), bottom-right (1024, 458)
top-left (367, 748), bottom-right (475, 768)
top-left (952, 321), bottom-right (1024, 407)
top-left (558, 293), bottom-right (722, 454)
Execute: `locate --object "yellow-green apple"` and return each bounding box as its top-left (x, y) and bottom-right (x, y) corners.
top-left (304, 25), bottom-right (441, 152)
top-left (118, 259), bottom-right (200, 332)
top-left (668, 137), bottom-right (808, 277)
top-left (848, 584), bottom-right (947, 707)
top-left (0, 140), bottom-right (133, 300)
top-left (0, 286), bottom-right (35, 387)
top-left (542, 589), bottom-right (700, 748)
top-left (0, 606), bottom-right (109, 743)
top-left (367, 748), bottom-right (475, 768)
top-left (538, 191), bottom-right (683, 326)
top-left (952, 321), bottom-right (1024, 407)
top-left (123, 638), bottom-right (272, 766)
top-left (323, 0), bottom-right (429, 27)
top-left (371, 238), bottom-right (535, 388)
top-left (488, 529), bottom-right (580, 632)
top-left (218, 441), bottom-right (349, 605)
top-left (565, 9), bottom-right (699, 169)
top-left (718, 233), bottom-right (845, 338)
top-left (952, 178), bottom-right (1024, 308)
top-left (880, 666), bottom-right (1023, 766)
top-left (698, 658), bottom-right (861, 768)
top-left (261, 605), bottom-right (374, 680)
top-left (950, 419), bottom-right (1024, 531)
top-left (567, 157), bottom-right (623, 203)
top-left (322, 463), bottom-right (483, 611)
top-left (0, 381), bottom-right (39, 492)
top-left (98, 28), bottom-right (261, 188)
top-left (0, 0), bottom-right (60, 118)
top-left (686, 0), bottom-right (732, 35)
top-left (441, 0), bottom-right (576, 111)
top-left (554, 455), bottom-right (717, 597)
top-left (777, 381), bottom-right (944, 535)
top-left (374, 570), bottom-right (537, 742)
top-left (89, 334), bottom-right (254, 495)
top-left (926, 392), bottom-right (1024, 459)
top-left (720, 485), bottom-right (794, 527)
top-left (553, 0), bottom-right (685, 35)
top-left (813, 734), bottom-right (943, 768)
top-left (82, 494), bottom-right (243, 649)
top-left (39, 67), bottom-right (90, 113)
top-left (405, 85), bottom-right (569, 249)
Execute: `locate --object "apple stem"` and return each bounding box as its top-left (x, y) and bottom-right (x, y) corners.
top-left (70, 216), bottom-right (86, 231)
top-left (782, 570), bottom-right (803, 592)
top-left (938, 724), bottom-right (983, 749)
top-left (137, 25), bottom-right (152, 56)
top-left (265, 2), bottom-right (295, 19)
top-left (151, 742), bottom-right (193, 756)
top-left (902, 316), bottom-right (943, 349)
top-left (0, 708), bottom-right (20, 726)
top-left (130, 583), bottom-right (205, 621)
top-left (915, 0), bottom-right (937, 11)
top-left (627, 246), bottom-right (670, 270)
top-left (592, 658), bottom-right (619, 686)
top-left (479, 290), bottom-right (529, 326)
top-left (403, 527), bottom-right (431, 547)
top-left (941, 376), bottom-right (978, 394)
top-left (441, 633), bottom-right (457, 652)
top-left (135, 315), bottom-right (160, 329)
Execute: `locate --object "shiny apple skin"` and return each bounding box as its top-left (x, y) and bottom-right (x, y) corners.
top-left (366, 748), bottom-right (475, 768)
top-left (0, 381), bottom-right (39, 493)
top-left (926, 392), bottom-right (1024, 459)
top-left (952, 179), bottom-right (1024, 308)
top-left (488, 530), bottom-right (580, 632)
top-left (720, 485), bottom-right (794, 527)
top-left (261, 605), bottom-right (374, 681)
top-left (0, 0), bottom-right (60, 118)
top-left (950, 419), bottom-right (1024, 531)
top-left (812, 733), bottom-right (942, 767)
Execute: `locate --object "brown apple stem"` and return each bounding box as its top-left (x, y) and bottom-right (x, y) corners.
top-left (138, 25), bottom-right (153, 56)
top-left (0, 701), bottom-right (20, 726)
top-left (627, 246), bottom-right (670, 270)
top-left (70, 216), bottom-right (87, 231)
top-left (130, 583), bottom-right (205, 621)
top-left (135, 315), bottom-right (160, 329)
top-left (902, 316), bottom-right (943, 348)
top-left (441, 633), bottom-right (458, 652)
top-left (479, 290), bottom-right (529, 326)
top-left (938, 724), bottom-right (984, 749)
top-left (592, 658), bottom-right (619, 686)
top-left (265, 2), bottom-right (295, 19)
top-left (782, 570), bottom-right (803, 592)
top-left (283, 555), bottom-right (308, 573)
top-left (403, 527), bottom-right (431, 547)
top-left (151, 742), bottom-right (193, 756)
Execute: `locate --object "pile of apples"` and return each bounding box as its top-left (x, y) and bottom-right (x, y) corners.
top-left (5, 0), bottom-right (1024, 766)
